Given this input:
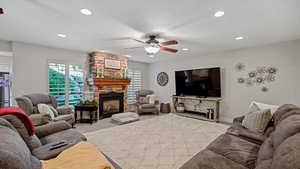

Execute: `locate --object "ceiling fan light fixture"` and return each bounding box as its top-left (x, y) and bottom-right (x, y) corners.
top-left (235, 36), bottom-right (244, 40)
top-left (57, 34), bottom-right (67, 38)
top-left (144, 45), bottom-right (160, 54)
top-left (182, 48), bottom-right (189, 51)
top-left (80, 8), bottom-right (92, 15)
top-left (214, 11), bottom-right (225, 17)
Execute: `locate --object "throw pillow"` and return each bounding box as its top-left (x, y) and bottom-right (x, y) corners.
top-left (146, 94), bottom-right (156, 104)
top-left (49, 105), bottom-right (59, 117)
top-left (139, 97), bottom-right (149, 104)
top-left (249, 101), bottom-right (279, 115)
top-left (37, 104), bottom-right (55, 120)
top-left (242, 109), bottom-right (272, 134)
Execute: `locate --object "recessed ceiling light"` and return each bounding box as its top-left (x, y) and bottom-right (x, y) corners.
top-left (57, 34), bottom-right (66, 38)
top-left (214, 11), bottom-right (225, 17)
top-left (182, 48), bottom-right (189, 51)
top-left (80, 8), bottom-right (92, 15)
top-left (235, 36), bottom-right (244, 40)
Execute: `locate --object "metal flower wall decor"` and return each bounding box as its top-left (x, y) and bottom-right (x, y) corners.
top-left (236, 63), bottom-right (278, 92)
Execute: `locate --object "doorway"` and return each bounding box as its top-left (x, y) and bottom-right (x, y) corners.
top-left (0, 72), bottom-right (11, 108)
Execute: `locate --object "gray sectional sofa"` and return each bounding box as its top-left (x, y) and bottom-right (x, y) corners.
top-left (180, 104), bottom-right (300, 169)
top-left (0, 114), bottom-right (122, 169)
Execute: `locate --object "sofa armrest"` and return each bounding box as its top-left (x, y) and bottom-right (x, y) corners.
top-left (57, 107), bottom-right (74, 115)
top-left (29, 114), bottom-right (51, 126)
top-left (233, 116), bottom-right (245, 124)
top-left (35, 121), bottom-right (71, 138)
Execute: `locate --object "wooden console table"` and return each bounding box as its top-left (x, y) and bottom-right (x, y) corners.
top-left (74, 105), bottom-right (98, 124)
top-left (172, 96), bottom-right (222, 122)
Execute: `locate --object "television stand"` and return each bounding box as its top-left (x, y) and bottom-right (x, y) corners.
top-left (172, 96), bottom-right (222, 122)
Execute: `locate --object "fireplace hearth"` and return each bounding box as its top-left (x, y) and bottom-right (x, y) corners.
top-left (99, 92), bottom-right (124, 118)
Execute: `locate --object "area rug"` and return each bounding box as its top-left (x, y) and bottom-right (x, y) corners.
top-left (84, 114), bottom-right (229, 169)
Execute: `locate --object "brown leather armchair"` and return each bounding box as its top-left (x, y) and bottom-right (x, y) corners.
top-left (15, 93), bottom-right (75, 126)
top-left (136, 90), bottom-right (159, 115)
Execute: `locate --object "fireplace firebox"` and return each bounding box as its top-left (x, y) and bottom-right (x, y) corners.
top-left (99, 92), bottom-right (124, 118)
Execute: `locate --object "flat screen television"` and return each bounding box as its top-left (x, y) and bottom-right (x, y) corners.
top-left (175, 67), bottom-right (221, 97)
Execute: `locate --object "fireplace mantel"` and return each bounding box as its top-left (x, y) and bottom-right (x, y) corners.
top-left (93, 78), bottom-right (131, 90)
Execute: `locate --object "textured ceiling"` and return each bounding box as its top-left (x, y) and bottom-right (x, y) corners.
top-left (1, 0), bottom-right (300, 63)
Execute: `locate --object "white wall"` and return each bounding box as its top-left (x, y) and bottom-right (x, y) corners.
top-left (9, 42), bottom-right (150, 105)
top-left (128, 61), bottom-right (150, 89)
top-left (148, 40), bottom-right (300, 122)
top-left (11, 42), bottom-right (87, 102)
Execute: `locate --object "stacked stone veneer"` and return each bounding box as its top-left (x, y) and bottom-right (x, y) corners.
top-left (88, 52), bottom-right (129, 118)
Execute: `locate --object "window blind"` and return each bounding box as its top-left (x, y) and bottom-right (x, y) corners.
top-left (127, 69), bottom-right (142, 102)
top-left (48, 63), bottom-right (83, 107)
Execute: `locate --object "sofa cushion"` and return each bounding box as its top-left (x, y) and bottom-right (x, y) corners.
top-left (40, 129), bottom-right (87, 145)
top-left (0, 118), bottom-right (41, 169)
top-left (38, 104), bottom-right (55, 119)
top-left (1, 115), bottom-right (42, 151)
top-left (242, 109), bottom-right (272, 134)
top-left (227, 123), bottom-right (267, 145)
top-left (141, 104), bottom-right (156, 108)
top-left (25, 93), bottom-right (52, 106)
top-left (137, 90), bottom-right (154, 97)
top-left (249, 101), bottom-right (279, 115)
top-left (207, 134), bottom-right (260, 169)
top-left (180, 149), bottom-right (248, 169)
top-left (49, 105), bottom-right (59, 117)
top-left (139, 97), bottom-right (149, 104)
top-left (53, 114), bottom-right (74, 122)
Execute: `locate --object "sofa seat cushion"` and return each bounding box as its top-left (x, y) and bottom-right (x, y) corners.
top-left (32, 139), bottom-right (81, 160)
top-left (53, 114), bottom-right (74, 122)
top-left (141, 104), bottom-right (156, 108)
top-left (180, 149), bottom-right (248, 169)
top-left (207, 134), bottom-right (260, 169)
top-left (40, 129), bottom-right (86, 145)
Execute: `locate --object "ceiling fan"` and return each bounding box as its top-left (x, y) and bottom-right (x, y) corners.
top-left (0, 8), bottom-right (4, 15)
top-left (126, 35), bottom-right (178, 56)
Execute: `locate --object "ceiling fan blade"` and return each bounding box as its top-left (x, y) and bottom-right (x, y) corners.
top-left (0, 8), bottom-right (3, 15)
top-left (132, 39), bottom-right (146, 44)
top-left (160, 40), bottom-right (178, 46)
top-left (160, 47), bottom-right (178, 53)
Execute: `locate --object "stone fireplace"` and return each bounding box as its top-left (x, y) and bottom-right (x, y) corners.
top-left (99, 92), bottom-right (124, 118)
top-left (86, 52), bottom-right (130, 119)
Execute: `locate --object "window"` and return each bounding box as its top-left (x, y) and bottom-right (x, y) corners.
top-left (127, 69), bottom-right (142, 102)
top-left (48, 63), bottom-right (83, 107)
top-left (68, 65), bottom-right (84, 106)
